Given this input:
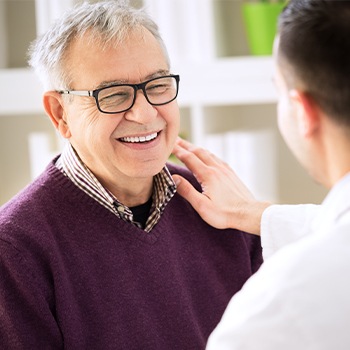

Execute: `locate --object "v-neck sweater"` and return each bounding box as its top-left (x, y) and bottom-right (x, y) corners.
top-left (0, 160), bottom-right (263, 350)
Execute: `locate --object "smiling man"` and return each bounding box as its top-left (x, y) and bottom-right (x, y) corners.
top-left (0, 1), bottom-right (263, 349)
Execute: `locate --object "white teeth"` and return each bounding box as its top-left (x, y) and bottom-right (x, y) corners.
top-left (120, 132), bottom-right (158, 143)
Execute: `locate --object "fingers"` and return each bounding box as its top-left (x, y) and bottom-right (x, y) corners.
top-left (172, 174), bottom-right (210, 215)
top-left (173, 140), bottom-right (234, 189)
top-left (173, 143), bottom-right (205, 175)
top-left (173, 174), bottom-right (233, 230)
top-left (175, 137), bottom-right (193, 150)
top-left (173, 137), bottom-right (227, 170)
top-left (172, 140), bottom-right (267, 233)
top-left (174, 137), bottom-right (215, 165)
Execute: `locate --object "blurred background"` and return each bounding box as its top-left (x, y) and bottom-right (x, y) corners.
top-left (0, 0), bottom-right (327, 206)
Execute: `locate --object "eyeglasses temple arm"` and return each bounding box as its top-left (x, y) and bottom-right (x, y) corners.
top-left (58, 90), bottom-right (92, 96)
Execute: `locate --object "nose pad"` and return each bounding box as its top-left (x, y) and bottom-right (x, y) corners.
top-left (135, 89), bottom-right (149, 104)
top-left (124, 90), bottom-right (157, 123)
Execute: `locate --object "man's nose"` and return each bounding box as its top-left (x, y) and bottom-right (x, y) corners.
top-left (124, 90), bottom-right (157, 123)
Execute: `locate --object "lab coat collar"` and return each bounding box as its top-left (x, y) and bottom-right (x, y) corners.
top-left (312, 172), bottom-right (350, 235)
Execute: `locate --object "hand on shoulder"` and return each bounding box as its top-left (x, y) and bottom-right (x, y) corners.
top-left (172, 138), bottom-right (271, 235)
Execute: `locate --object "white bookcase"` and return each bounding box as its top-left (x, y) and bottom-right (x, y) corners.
top-left (0, 0), bottom-right (327, 205)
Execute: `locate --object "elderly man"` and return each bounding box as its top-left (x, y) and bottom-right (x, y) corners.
top-left (0, 1), bottom-right (262, 349)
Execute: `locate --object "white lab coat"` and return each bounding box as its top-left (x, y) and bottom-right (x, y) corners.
top-left (206, 172), bottom-right (350, 350)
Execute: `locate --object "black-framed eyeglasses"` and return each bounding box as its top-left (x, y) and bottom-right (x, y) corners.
top-left (58, 74), bottom-right (180, 114)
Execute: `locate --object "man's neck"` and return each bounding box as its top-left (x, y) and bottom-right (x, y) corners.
top-left (103, 178), bottom-right (154, 207)
top-left (322, 119), bottom-right (350, 188)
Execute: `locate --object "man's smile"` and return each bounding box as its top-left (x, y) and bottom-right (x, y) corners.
top-left (119, 132), bottom-right (159, 143)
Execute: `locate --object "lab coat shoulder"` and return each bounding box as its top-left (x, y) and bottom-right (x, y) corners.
top-left (207, 225), bottom-right (350, 350)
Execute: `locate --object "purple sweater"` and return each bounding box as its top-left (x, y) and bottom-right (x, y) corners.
top-left (0, 160), bottom-right (262, 350)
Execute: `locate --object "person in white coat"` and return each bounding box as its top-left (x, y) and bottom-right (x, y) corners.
top-left (172, 0), bottom-right (350, 348)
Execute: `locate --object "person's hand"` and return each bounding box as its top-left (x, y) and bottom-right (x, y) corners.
top-left (172, 138), bottom-right (271, 235)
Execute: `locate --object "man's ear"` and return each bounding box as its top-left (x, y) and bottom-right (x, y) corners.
top-left (289, 89), bottom-right (320, 137)
top-left (43, 91), bottom-right (71, 138)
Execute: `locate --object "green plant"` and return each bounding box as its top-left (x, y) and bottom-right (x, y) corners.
top-left (242, 0), bottom-right (285, 55)
top-left (246, 0), bottom-right (285, 3)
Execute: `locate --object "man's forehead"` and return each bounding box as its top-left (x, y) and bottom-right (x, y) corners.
top-left (94, 69), bottom-right (171, 89)
top-left (65, 31), bottom-right (169, 90)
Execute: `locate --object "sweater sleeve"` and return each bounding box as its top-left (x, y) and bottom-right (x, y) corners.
top-left (261, 204), bottom-right (321, 259)
top-left (0, 239), bottom-right (62, 349)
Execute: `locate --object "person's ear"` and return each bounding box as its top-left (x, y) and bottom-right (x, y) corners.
top-left (289, 89), bottom-right (320, 137)
top-left (43, 91), bottom-right (71, 138)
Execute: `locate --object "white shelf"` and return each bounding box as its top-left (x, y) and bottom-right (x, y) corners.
top-left (0, 68), bottom-right (44, 116)
top-left (0, 57), bottom-right (276, 117)
top-left (176, 56), bottom-right (276, 107)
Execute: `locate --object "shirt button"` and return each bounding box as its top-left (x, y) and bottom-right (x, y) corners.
top-left (117, 206), bottom-right (125, 213)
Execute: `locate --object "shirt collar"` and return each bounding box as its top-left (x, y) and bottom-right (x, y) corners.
top-left (56, 142), bottom-right (176, 231)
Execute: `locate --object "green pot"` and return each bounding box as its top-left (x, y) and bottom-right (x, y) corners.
top-left (242, 2), bottom-right (285, 55)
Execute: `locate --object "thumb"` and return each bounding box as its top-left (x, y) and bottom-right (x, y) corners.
top-left (172, 174), bottom-right (207, 211)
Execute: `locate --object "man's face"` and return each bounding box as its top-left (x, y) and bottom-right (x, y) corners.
top-left (272, 36), bottom-right (322, 183)
top-left (273, 37), bottom-right (305, 168)
top-left (60, 28), bottom-right (180, 189)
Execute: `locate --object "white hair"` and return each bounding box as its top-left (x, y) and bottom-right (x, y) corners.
top-left (28, 0), bottom-right (170, 90)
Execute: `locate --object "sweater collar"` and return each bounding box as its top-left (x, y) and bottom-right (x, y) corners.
top-left (56, 143), bottom-right (176, 232)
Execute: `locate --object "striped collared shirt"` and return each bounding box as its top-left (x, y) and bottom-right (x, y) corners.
top-left (56, 143), bottom-right (176, 232)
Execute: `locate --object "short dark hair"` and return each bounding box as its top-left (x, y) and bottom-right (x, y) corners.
top-left (278, 0), bottom-right (350, 126)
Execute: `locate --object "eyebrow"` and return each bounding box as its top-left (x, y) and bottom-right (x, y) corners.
top-left (94, 69), bottom-right (171, 90)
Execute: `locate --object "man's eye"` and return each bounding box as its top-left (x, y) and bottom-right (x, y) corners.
top-left (99, 90), bottom-right (131, 105)
top-left (147, 83), bottom-right (169, 94)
